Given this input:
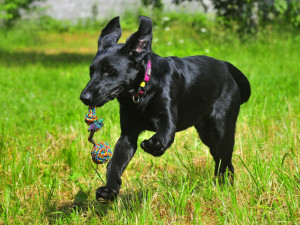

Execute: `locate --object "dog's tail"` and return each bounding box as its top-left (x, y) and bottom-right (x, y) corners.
top-left (225, 61), bottom-right (251, 104)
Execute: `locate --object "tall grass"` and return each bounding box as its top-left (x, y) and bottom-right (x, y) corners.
top-left (0, 14), bottom-right (299, 224)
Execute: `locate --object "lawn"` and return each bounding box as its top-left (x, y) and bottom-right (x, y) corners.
top-left (0, 18), bottom-right (299, 224)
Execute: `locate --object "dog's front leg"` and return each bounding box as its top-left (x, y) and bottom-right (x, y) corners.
top-left (96, 131), bottom-right (139, 202)
top-left (141, 107), bottom-right (177, 157)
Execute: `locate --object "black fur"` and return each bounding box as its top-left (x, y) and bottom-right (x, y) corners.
top-left (80, 16), bottom-right (251, 202)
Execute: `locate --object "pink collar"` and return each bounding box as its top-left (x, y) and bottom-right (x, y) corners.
top-left (133, 60), bottom-right (151, 103)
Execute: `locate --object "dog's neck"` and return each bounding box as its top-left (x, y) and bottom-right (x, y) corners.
top-left (132, 59), bottom-right (152, 103)
top-left (117, 53), bottom-right (160, 110)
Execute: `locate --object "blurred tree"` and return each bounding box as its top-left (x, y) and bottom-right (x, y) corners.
top-left (140, 0), bottom-right (164, 25)
top-left (279, 0), bottom-right (300, 27)
top-left (0, 0), bottom-right (42, 26)
top-left (171, 0), bottom-right (300, 32)
top-left (141, 0), bottom-right (164, 10)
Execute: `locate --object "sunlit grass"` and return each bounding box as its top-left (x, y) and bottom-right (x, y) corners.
top-left (0, 19), bottom-right (299, 224)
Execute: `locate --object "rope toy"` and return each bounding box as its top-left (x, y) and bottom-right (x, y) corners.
top-left (84, 106), bottom-right (112, 164)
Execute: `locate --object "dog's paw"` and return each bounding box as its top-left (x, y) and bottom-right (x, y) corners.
top-left (95, 186), bottom-right (118, 203)
top-left (141, 137), bottom-right (165, 157)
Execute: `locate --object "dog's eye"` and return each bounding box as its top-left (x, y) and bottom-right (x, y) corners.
top-left (104, 68), bottom-right (115, 76)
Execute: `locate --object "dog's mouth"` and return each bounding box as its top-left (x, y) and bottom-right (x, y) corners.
top-left (110, 86), bottom-right (123, 98)
top-left (96, 86), bottom-right (123, 107)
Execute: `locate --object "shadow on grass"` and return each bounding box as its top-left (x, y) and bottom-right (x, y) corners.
top-left (46, 189), bottom-right (147, 223)
top-left (46, 198), bottom-right (109, 223)
top-left (0, 49), bottom-right (95, 67)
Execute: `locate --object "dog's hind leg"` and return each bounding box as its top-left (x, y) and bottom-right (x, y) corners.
top-left (194, 119), bottom-right (222, 176)
top-left (194, 94), bottom-right (240, 182)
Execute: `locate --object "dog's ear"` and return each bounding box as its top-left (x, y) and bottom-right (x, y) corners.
top-left (123, 16), bottom-right (153, 61)
top-left (98, 17), bottom-right (122, 50)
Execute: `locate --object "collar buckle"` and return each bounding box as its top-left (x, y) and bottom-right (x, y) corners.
top-left (132, 94), bottom-right (140, 103)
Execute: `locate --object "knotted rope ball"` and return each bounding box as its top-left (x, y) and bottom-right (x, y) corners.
top-left (84, 106), bottom-right (112, 164)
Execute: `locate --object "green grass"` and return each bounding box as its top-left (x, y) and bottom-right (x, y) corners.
top-left (0, 17), bottom-right (299, 224)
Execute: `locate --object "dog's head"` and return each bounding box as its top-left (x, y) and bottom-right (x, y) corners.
top-left (80, 16), bottom-right (153, 107)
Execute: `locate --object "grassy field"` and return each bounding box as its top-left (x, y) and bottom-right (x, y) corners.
top-left (0, 17), bottom-right (299, 224)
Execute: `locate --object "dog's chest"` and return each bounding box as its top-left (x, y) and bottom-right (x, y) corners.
top-left (135, 106), bottom-right (160, 132)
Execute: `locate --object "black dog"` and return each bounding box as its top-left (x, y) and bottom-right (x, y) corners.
top-left (80, 16), bottom-right (250, 202)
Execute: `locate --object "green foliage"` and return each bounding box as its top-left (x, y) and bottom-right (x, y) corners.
top-left (173, 0), bottom-right (300, 32)
top-left (141, 0), bottom-right (164, 10)
top-left (0, 0), bottom-right (42, 26)
top-left (280, 0), bottom-right (300, 27)
top-left (37, 15), bottom-right (72, 32)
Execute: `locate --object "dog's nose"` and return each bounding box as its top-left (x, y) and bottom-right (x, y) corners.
top-left (80, 92), bottom-right (92, 106)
